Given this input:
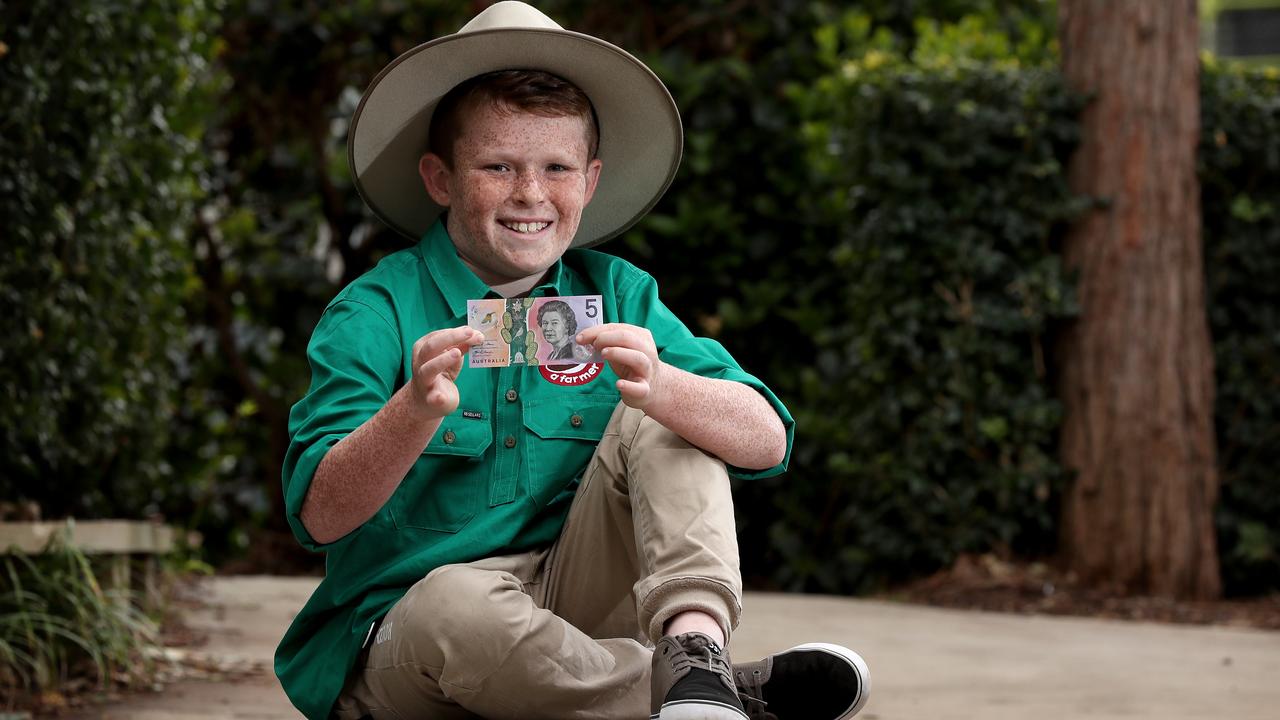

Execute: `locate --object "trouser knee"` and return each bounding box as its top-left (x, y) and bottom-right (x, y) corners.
top-left (387, 564), bottom-right (529, 676)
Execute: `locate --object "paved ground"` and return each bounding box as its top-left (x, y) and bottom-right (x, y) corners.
top-left (68, 576), bottom-right (1280, 719)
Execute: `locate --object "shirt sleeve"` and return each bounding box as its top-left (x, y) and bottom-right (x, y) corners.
top-left (282, 299), bottom-right (402, 550)
top-left (617, 270), bottom-right (795, 480)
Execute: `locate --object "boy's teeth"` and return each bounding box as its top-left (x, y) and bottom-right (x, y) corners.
top-left (504, 221), bottom-right (549, 234)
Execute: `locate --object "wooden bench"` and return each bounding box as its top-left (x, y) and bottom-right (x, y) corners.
top-left (0, 519), bottom-right (185, 609)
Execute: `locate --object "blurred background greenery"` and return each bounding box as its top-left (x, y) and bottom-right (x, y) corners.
top-left (2, 0), bottom-right (1278, 601)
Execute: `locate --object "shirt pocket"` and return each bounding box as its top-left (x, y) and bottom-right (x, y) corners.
top-left (522, 397), bottom-right (618, 507)
top-left (389, 418), bottom-right (492, 533)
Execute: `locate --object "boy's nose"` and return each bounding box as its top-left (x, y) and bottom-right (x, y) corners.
top-left (510, 170), bottom-right (546, 204)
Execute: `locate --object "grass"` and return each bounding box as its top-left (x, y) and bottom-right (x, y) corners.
top-left (0, 528), bottom-right (161, 711)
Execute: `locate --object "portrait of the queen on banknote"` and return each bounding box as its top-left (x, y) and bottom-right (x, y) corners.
top-left (531, 297), bottom-right (604, 366)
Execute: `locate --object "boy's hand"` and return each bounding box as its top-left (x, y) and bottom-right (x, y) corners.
top-left (576, 323), bottom-right (666, 409)
top-left (410, 327), bottom-right (484, 419)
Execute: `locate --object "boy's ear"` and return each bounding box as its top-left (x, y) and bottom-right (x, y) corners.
top-left (419, 152), bottom-right (452, 206)
top-left (582, 158), bottom-right (603, 206)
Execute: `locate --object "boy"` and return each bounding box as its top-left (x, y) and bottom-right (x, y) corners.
top-left (277, 3), bottom-right (869, 719)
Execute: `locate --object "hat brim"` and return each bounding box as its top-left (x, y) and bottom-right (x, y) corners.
top-left (349, 27), bottom-right (682, 248)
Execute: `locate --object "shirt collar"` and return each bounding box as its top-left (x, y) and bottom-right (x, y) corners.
top-left (532, 257), bottom-right (567, 297)
top-left (416, 219), bottom-right (569, 317)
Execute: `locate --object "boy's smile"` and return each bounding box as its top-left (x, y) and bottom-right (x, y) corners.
top-left (419, 101), bottom-right (602, 294)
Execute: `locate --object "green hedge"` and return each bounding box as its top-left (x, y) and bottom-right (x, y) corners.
top-left (761, 61), bottom-right (1079, 592)
top-left (604, 9), bottom-right (1083, 593)
top-left (0, 1), bottom-right (218, 516)
top-left (1202, 63), bottom-right (1280, 595)
top-left (634, 44), bottom-right (1280, 594)
top-left (624, 12), bottom-right (1280, 595)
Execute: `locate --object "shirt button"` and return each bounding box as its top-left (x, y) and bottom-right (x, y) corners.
top-left (442, 430), bottom-right (456, 445)
top-left (504, 435), bottom-right (516, 449)
top-left (505, 389), bottom-right (518, 402)
top-left (570, 414), bottom-right (583, 428)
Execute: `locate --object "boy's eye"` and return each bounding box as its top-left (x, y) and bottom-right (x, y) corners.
top-left (547, 164), bottom-right (569, 172)
top-left (485, 163), bottom-right (510, 172)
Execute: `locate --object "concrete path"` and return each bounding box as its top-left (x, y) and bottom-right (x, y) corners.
top-left (70, 576), bottom-right (1280, 719)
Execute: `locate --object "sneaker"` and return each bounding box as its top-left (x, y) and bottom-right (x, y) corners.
top-left (650, 632), bottom-right (748, 719)
top-left (733, 643), bottom-right (870, 720)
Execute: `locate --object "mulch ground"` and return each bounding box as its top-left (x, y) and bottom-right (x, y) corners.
top-left (884, 553), bottom-right (1280, 630)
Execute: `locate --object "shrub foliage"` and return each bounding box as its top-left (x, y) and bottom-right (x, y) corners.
top-left (0, 0), bottom-right (217, 516)
top-left (712, 57), bottom-right (1080, 592)
top-left (0, 531), bottom-right (161, 707)
top-left (602, 9), bottom-right (1081, 592)
top-left (1201, 63), bottom-right (1280, 595)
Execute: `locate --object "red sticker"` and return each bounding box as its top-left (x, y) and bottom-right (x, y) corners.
top-left (540, 362), bottom-right (604, 386)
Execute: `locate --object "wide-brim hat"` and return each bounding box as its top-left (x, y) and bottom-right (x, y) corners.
top-left (348, 1), bottom-right (683, 248)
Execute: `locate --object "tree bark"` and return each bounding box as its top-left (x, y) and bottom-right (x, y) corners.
top-left (1057, 0), bottom-right (1220, 599)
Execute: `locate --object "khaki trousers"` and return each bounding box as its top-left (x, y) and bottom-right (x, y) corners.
top-left (333, 403), bottom-right (743, 720)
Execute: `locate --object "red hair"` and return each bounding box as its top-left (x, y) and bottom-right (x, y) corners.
top-left (428, 70), bottom-right (599, 166)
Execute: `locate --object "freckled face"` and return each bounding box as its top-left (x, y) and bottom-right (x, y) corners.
top-left (419, 101), bottom-right (602, 290)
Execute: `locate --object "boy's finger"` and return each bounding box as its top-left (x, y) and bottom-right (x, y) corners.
top-left (445, 345), bottom-right (469, 376)
top-left (443, 327), bottom-right (484, 350)
top-left (602, 346), bottom-right (650, 379)
top-left (615, 378), bottom-right (651, 407)
top-left (448, 331), bottom-right (485, 356)
top-left (415, 326), bottom-right (478, 361)
top-left (437, 326), bottom-right (477, 342)
top-left (583, 328), bottom-right (645, 352)
top-left (575, 323), bottom-right (614, 337)
top-left (417, 347), bottom-right (461, 380)
top-left (575, 323), bottom-right (633, 344)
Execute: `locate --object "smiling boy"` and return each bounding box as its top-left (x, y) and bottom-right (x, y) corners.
top-left (277, 3), bottom-right (868, 720)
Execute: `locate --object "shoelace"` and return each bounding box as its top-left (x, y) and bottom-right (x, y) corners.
top-left (666, 640), bottom-right (735, 685)
top-left (735, 668), bottom-right (773, 720)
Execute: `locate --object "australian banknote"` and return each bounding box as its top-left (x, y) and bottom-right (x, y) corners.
top-left (467, 295), bottom-right (605, 367)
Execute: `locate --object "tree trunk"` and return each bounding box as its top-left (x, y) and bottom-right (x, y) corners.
top-left (1057, 0), bottom-right (1220, 599)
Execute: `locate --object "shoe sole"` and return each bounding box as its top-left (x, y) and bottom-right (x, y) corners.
top-left (778, 642), bottom-right (871, 719)
top-left (651, 698), bottom-right (749, 720)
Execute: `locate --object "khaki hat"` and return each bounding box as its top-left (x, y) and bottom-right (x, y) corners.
top-left (348, 1), bottom-right (683, 248)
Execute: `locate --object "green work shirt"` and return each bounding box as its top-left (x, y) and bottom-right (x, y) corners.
top-left (275, 221), bottom-right (794, 719)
